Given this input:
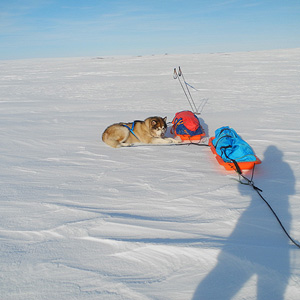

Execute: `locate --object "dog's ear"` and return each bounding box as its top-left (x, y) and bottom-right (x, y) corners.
top-left (151, 120), bottom-right (157, 126)
top-left (163, 117), bottom-right (167, 122)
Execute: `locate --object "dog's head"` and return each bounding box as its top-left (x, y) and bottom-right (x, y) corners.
top-left (146, 116), bottom-right (167, 138)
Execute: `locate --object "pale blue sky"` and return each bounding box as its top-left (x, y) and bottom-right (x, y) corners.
top-left (1, 0), bottom-right (300, 60)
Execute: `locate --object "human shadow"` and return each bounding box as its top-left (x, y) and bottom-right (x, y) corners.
top-left (192, 145), bottom-right (295, 300)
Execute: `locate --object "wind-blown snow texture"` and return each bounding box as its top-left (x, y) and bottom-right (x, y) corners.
top-left (1, 49), bottom-right (300, 299)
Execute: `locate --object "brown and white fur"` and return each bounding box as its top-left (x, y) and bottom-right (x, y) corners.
top-left (102, 116), bottom-right (179, 148)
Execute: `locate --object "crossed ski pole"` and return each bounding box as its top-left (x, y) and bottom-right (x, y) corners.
top-left (173, 66), bottom-right (198, 114)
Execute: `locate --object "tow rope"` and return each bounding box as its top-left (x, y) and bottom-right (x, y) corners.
top-left (233, 164), bottom-right (300, 249)
top-left (185, 142), bottom-right (300, 248)
top-left (188, 142), bottom-right (300, 248)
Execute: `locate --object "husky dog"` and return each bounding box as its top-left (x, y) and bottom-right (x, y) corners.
top-left (102, 116), bottom-right (179, 148)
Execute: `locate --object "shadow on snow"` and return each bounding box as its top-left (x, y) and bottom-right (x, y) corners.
top-left (192, 145), bottom-right (295, 300)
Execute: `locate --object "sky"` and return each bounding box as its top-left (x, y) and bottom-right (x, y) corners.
top-left (0, 0), bottom-right (300, 60)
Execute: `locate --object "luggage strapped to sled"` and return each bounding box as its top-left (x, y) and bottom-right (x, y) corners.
top-left (171, 110), bottom-right (205, 141)
top-left (208, 126), bottom-right (261, 172)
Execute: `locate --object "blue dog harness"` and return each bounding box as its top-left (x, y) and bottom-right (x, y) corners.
top-left (122, 121), bottom-right (140, 141)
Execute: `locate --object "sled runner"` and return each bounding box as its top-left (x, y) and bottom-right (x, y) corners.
top-left (209, 126), bottom-right (261, 171)
top-left (171, 110), bottom-right (205, 141)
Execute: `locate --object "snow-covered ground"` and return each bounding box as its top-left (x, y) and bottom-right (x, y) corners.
top-left (1, 49), bottom-right (300, 299)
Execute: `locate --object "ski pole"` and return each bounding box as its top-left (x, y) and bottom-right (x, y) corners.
top-left (178, 67), bottom-right (198, 113)
top-left (173, 68), bottom-right (196, 113)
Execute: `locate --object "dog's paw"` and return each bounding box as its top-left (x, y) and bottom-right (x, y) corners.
top-left (174, 137), bottom-right (182, 143)
top-left (166, 138), bottom-right (181, 144)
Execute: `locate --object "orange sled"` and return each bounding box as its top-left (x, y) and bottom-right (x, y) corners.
top-left (177, 132), bottom-right (206, 141)
top-left (208, 137), bottom-right (261, 171)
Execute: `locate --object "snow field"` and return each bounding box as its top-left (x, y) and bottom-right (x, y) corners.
top-left (1, 49), bottom-right (300, 299)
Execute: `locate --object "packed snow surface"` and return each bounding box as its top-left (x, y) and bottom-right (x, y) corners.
top-left (1, 49), bottom-right (300, 299)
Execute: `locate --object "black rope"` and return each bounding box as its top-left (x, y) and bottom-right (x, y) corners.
top-left (170, 132), bottom-right (299, 248)
top-left (188, 141), bottom-right (300, 248)
top-left (173, 141), bottom-right (210, 147)
top-left (235, 164), bottom-right (300, 249)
